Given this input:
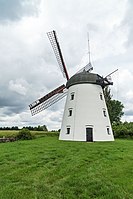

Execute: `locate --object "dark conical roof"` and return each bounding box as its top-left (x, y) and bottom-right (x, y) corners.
top-left (66, 71), bottom-right (112, 88)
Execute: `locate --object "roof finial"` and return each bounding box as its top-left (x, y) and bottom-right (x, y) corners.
top-left (76, 32), bottom-right (93, 74)
top-left (87, 32), bottom-right (93, 72)
top-left (87, 32), bottom-right (91, 64)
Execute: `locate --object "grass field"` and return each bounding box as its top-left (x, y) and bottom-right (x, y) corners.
top-left (0, 136), bottom-right (133, 199)
top-left (0, 130), bottom-right (54, 138)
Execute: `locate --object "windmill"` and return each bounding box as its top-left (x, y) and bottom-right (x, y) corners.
top-left (29, 30), bottom-right (115, 142)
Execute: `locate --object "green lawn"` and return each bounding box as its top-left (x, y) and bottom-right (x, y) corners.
top-left (0, 137), bottom-right (133, 199)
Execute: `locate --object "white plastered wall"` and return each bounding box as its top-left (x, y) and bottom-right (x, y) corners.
top-left (59, 83), bottom-right (114, 141)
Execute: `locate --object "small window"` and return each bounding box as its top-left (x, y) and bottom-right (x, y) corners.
top-left (68, 109), bottom-right (72, 116)
top-left (71, 93), bottom-right (74, 100)
top-left (100, 93), bottom-right (103, 100)
top-left (103, 109), bottom-right (106, 117)
top-left (107, 127), bottom-right (110, 135)
top-left (66, 127), bottom-right (70, 134)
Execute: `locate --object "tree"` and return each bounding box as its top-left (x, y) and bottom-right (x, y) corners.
top-left (109, 100), bottom-right (124, 124)
top-left (104, 87), bottom-right (124, 124)
top-left (35, 125), bottom-right (48, 131)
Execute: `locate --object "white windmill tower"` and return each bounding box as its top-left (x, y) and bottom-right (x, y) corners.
top-left (29, 30), bottom-right (115, 142)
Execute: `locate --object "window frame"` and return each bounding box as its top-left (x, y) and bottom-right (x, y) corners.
top-left (103, 109), bottom-right (107, 117)
top-left (107, 127), bottom-right (110, 135)
top-left (100, 93), bottom-right (103, 100)
top-left (70, 93), bottom-right (75, 100)
top-left (68, 108), bottom-right (73, 116)
top-left (66, 127), bottom-right (70, 134)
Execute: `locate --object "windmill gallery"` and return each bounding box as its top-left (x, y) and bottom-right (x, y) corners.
top-left (29, 31), bottom-right (115, 142)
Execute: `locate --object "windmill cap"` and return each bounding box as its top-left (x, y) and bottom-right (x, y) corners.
top-left (66, 71), bottom-right (112, 88)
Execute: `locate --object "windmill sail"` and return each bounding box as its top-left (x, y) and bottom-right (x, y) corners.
top-left (29, 84), bottom-right (67, 116)
top-left (76, 62), bottom-right (93, 74)
top-left (47, 30), bottom-right (69, 80)
top-left (104, 69), bottom-right (118, 79)
top-left (102, 69), bottom-right (118, 87)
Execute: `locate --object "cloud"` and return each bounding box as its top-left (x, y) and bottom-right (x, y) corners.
top-left (9, 79), bottom-right (29, 95)
top-left (0, 0), bottom-right (40, 22)
top-left (122, 0), bottom-right (133, 48)
top-left (0, 9), bottom-right (66, 129)
top-left (0, 0), bottom-right (133, 130)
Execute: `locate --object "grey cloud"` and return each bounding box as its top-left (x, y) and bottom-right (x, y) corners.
top-left (122, 0), bottom-right (133, 48)
top-left (1, 106), bottom-right (23, 116)
top-left (0, 0), bottom-right (40, 22)
top-left (0, 0), bottom-right (133, 129)
top-left (124, 110), bottom-right (133, 116)
top-left (0, 92), bottom-right (28, 115)
top-left (0, 76), bottom-right (34, 116)
top-left (0, 23), bottom-right (65, 117)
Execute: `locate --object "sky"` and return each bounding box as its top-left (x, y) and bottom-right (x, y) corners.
top-left (0, 0), bottom-right (133, 130)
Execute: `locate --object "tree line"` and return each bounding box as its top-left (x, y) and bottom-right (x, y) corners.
top-left (0, 125), bottom-right (48, 131)
top-left (112, 122), bottom-right (133, 138)
top-left (104, 87), bottom-right (133, 139)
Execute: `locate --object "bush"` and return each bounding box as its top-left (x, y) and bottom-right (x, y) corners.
top-left (113, 122), bottom-right (133, 139)
top-left (16, 128), bottom-right (33, 140)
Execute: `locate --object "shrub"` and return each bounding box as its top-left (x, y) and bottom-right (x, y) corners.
top-left (16, 128), bottom-right (33, 140)
top-left (113, 122), bottom-right (133, 139)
